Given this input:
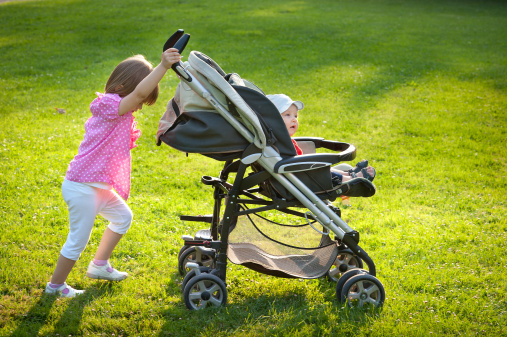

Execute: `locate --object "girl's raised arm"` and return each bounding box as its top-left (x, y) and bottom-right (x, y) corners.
top-left (118, 48), bottom-right (181, 116)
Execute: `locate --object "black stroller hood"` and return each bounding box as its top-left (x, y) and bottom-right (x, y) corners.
top-left (159, 68), bottom-right (297, 161)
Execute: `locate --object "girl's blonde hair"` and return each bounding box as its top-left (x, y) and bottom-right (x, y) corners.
top-left (105, 55), bottom-right (159, 105)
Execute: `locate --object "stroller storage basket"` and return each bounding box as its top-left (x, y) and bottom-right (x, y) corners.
top-left (227, 210), bottom-right (339, 279)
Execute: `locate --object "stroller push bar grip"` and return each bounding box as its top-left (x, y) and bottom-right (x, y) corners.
top-left (163, 29), bottom-right (184, 52)
top-left (164, 31), bottom-right (192, 80)
top-left (172, 33), bottom-right (190, 54)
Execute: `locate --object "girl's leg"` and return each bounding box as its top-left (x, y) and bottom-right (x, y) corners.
top-left (94, 189), bottom-right (132, 260)
top-left (46, 180), bottom-right (99, 296)
top-left (93, 227), bottom-right (123, 260)
top-left (86, 189), bottom-right (132, 281)
top-left (50, 254), bottom-right (77, 284)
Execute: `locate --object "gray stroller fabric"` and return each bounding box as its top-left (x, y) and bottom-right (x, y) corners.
top-left (158, 53), bottom-right (298, 159)
top-left (162, 110), bottom-right (250, 160)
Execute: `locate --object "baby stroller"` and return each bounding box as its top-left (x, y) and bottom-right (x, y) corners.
top-left (157, 30), bottom-right (385, 310)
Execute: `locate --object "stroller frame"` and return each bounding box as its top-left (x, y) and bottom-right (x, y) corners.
top-left (160, 31), bottom-right (384, 310)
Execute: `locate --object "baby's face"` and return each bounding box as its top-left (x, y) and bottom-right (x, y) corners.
top-left (281, 104), bottom-right (299, 137)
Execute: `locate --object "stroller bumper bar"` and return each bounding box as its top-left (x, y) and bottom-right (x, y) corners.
top-left (274, 152), bottom-right (355, 173)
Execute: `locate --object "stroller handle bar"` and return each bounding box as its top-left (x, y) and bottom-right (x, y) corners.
top-left (164, 29), bottom-right (192, 79)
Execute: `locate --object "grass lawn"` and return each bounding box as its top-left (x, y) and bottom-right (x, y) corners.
top-left (1, 0), bottom-right (506, 335)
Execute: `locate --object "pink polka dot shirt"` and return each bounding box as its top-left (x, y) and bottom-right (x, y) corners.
top-left (65, 93), bottom-right (141, 200)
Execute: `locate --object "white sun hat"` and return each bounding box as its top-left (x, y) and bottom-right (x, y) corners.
top-left (267, 94), bottom-right (304, 114)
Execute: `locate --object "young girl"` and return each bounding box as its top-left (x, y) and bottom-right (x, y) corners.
top-left (45, 49), bottom-right (181, 297)
top-left (266, 94), bottom-right (376, 184)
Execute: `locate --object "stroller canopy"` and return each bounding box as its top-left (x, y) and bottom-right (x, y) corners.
top-left (158, 51), bottom-right (297, 160)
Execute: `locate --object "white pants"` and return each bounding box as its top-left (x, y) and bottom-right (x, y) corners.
top-left (60, 179), bottom-right (133, 261)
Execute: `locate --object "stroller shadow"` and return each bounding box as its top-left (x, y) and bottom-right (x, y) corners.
top-left (10, 283), bottom-right (114, 337)
top-left (157, 273), bottom-right (381, 336)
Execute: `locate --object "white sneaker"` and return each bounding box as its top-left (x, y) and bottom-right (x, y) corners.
top-left (86, 261), bottom-right (128, 281)
top-left (45, 282), bottom-right (84, 298)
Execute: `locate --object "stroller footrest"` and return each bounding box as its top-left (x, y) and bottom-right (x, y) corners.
top-left (180, 215), bottom-right (213, 223)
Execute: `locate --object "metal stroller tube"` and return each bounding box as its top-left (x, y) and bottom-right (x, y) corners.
top-left (257, 147), bottom-right (355, 239)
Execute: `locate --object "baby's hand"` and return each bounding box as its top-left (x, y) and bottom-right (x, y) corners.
top-left (161, 48), bottom-right (181, 69)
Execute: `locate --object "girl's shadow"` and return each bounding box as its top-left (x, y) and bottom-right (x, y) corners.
top-left (10, 283), bottom-right (114, 337)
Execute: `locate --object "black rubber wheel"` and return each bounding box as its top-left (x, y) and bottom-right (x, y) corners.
top-left (178, 247), bottom-right (215, 276)
top-left (183, 273), bottom-right (227, 310)
top-left (335, 268), bottom-right (369, 299)
top-left (327, 249), bottom-right (364, 282)
top-left (339, 274), bottom-right (385, 308)
top-left (181, 266), bottom-right (211, 292)
top-left (177, 244), bottom-right (191, 259)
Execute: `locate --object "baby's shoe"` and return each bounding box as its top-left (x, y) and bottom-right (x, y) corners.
top-left (45, 282), bottom-right (84, 298)
top-left (86, 261), bottom-right (128, 281)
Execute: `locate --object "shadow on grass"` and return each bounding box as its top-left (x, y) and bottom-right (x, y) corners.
top-left (2, 0), bottom-right (505, 116)
top-left (156, 272), bottom-right (383, 336)
top-left (10, 284), bottom-right (115, 337)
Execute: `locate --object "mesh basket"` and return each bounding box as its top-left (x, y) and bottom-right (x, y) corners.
top-left (227, 209), bottom-right (338, 279)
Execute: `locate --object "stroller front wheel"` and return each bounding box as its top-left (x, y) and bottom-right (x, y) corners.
top-left (181, 266), bottom-right (212, 291)
top-left (335, 268), bottom-right (369, 299)
top-left (339, 274), bottom-right (385, 308)
top-left (183, 273), bottom-right (228, 310)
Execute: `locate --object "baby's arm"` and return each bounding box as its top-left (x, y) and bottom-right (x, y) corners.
top-left (118, 48), bottom-right (181, 116)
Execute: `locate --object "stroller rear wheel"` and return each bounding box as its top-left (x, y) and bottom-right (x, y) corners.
top-left (178, 247), bottom-right (215, 276)
top-left (327, 249), bottom-right (364, 282)
top-left (177, 244), bottom-right (191, 259)
top-left (183, 273), bottom-right (227, 310)
top-left (339, 273), bottom-right (385, 308)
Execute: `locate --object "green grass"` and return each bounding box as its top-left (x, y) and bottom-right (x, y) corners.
top-left (1, 0), bottom-right (506, 335)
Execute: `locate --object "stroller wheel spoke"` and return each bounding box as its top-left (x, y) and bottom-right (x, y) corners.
top-left (189, 292), bottom-right (202, 300)
top-left (197, 281), bottom-right (208, 291)
top-left (328, 268), bottom-right (340, 278)
top-left (209, 296), bottom-right (223, 307)
top-left (366, 284), bottom-right (380, 296)
top-left (355, 280), bottom-right (366, 293)
top-left (341, 255), bottom-right (353, 265)
top-left (207, 284), bottom-right (221, 293)
top-left (366, 296), bottom-right (380, 306)
top-left (348, 292), bottom-right (360, 301)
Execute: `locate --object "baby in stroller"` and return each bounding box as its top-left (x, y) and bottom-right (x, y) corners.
top-left (266, 94), bottom-right (376, 186)
top-left (157, 30), bottom-right (385, 310)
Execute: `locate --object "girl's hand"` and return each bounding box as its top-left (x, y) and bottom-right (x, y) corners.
top-left (161, 48), bottom-right (181, 69)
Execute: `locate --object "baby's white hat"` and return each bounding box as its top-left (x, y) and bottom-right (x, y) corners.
top-left (267, 94), bottom-right (304, 113)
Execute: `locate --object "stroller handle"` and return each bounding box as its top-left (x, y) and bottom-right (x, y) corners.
top-left (163, 29), bottom-right (192, 80)
top-left (163, 29), bottom-right (184, 52)
top-left (172, 33), bottom-right (190, 54)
